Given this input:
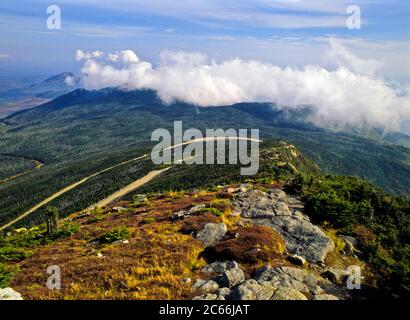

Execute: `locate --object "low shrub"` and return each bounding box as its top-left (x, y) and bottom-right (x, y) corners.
top-left (204, 226), bottom-right (285, 264)
top-left (0, 263), bottom-right (19, 288)
top-left (143, 217), bottom-right (156, 225)
top-left (49, 222), bottom-right (79, 240)
top-left (0, 246), bottom-right (31, 263)
top-left (100, 226), bottom-right (130, 243)
top-left (199, 207), bottom-right (224, 217)
top-left (180, 213), bottom-right (222, 234)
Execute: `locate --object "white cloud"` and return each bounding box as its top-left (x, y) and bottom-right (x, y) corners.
top-left (64, 76), bottom-right (76, 86)
top-left (327, 38), bottom-right (383, 78)
top-left (77, 40), bottom-right (410, 132)
top-left (76, 49), bottom-right (104, 61)
top-left (0, 53), bottom-right (10, 59)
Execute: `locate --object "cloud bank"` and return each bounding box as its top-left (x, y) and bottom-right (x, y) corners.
top-left (77, 41), bottom-right (410, 132)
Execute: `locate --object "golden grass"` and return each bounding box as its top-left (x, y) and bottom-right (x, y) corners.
top-left (10, 200), bottom-right (208, 300)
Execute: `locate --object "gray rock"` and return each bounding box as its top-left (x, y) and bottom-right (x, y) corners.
top-left (253, 266), bottom-right (325, 295)
top-left (313, 294), bottom-right (340, 300)
top-left (229, 279), bottom-right (275, 300)
top-left (202, 261), bottom-right (228, 274)
top-left (0, 288), bottom-right (23, 300)
top-left (340, 235), bottom-right (358, 247)
top-left (293, 210), bottom-right (310, 221)
top-left (217, 268), bottom-right (245, 288)
top-left (268, 189), bottom-right (287, 200)
top-left (253, 216), bottom-right (334, 264)
top-left (193, 293), bottom-right (218, 300)
top-left (271, 288), bottom-right (307, 300)
top-left (273, 202), bottom-right (292, 216)
top-left (171, 211), bottom-right (185, 220)
top-left (304, 274), bottom-right (325, 295)
top-left (201, 260), bottom-right (240, 275)
top-left (196, 223), bottom-right (227, 246)
top-left (233, 189), bottom-right (334, 264)
top-left (340, 236), bottom-right (357, 256)
top-left (227, 260), bottom-right (240, 269)
top-left (192, 279), bottom-right (219, 294)
top-left (322, 268), bottom-right (351, 285)
top-left (234, 190), bottom-right (276, 219)
top-left (344, 240), bottom-right (355, 256)
top-left (216, 287), bottom-right (231, 298)
top-left (288, 254), bottom-right (307, 266)
top-left (172, 204), bottom-right (207, 220)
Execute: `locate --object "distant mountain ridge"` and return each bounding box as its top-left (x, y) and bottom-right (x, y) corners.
top-left (1, 87), bottom-right (409, 199)
top-left (0, 72), bottom-right (80, 118)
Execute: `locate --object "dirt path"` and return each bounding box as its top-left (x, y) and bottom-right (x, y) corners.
top-left (0, 136), bottom-right (261, 231)
top-left (87, 167), bottom-right (171, 211)
top-left (0, 154), bottom-right (148, 231)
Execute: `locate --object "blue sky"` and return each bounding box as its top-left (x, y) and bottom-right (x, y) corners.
top-left (0, 0), bottom-right (409, 82)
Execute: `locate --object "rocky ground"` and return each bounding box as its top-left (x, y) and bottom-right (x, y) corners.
top-left (1, 183), bottom-right (364, 300)
top-left (173, 184), bottom-right (362, 300)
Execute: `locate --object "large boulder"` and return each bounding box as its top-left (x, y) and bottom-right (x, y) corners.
top-left (202, 261), bottom-right (239, 274)
top-left (192, 279), bottom-right (219, 294)
top-left (216, 268), bottom-right (245, 288)
top-left (229, 279), bottom-right (275, 300)
top-left (322, 268), bottom-right (351, 285)
top-left (0, 288), bottom-right (23, 300)
top-left (233, 188), bottom-right (334, 264)
top-left (271, 288), bottom-right (307, 300)
top-left (259, 215), bottom-right (334, 264)
top-left (233, 190), bottom-right (276, 218)
top-left (193, 293), bottom-right (218, 300)
top-left (216, 287), bottom-right (231, 299)
top-left (253, 266), bottom-right (328, 296)
top-left (196, 223), bottom-right (227, 246)
top-left (254, 266), bottom-right (309, 293)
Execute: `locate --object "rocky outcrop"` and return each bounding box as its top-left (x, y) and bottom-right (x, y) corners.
top-left (229, 280), bottom-right (275, 300)
top-left (271, 287), bottom-right (308, 300)
top-left (216, 268), bottom-right (245, 288)
top-left (196, 223), bottom-right (228, 246)
top-left (192, 262), bottom-right (349, 300)
top-left (254, 266), bottom-right (321, 295)
top-left (0, 288), bottom-right (23, 300)
top-left (322, 268), bottom-right (351, 285)
top-left (188, 185), bottom-right (353, 301)
top-left (233, 188), bottom-right (334, 264)
top-left (192, 279), bottom-right (219, 294)
top-left (172, 204), bottom-right (206, 220)
top-left (202, 260), bottom-right (239, 274)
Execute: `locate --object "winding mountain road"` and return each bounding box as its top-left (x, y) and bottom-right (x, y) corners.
top-left (0, 136), bottom-right (261, 231)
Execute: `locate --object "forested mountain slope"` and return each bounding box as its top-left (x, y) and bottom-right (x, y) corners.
top-left (0, 88), bottom-right (409, 229)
